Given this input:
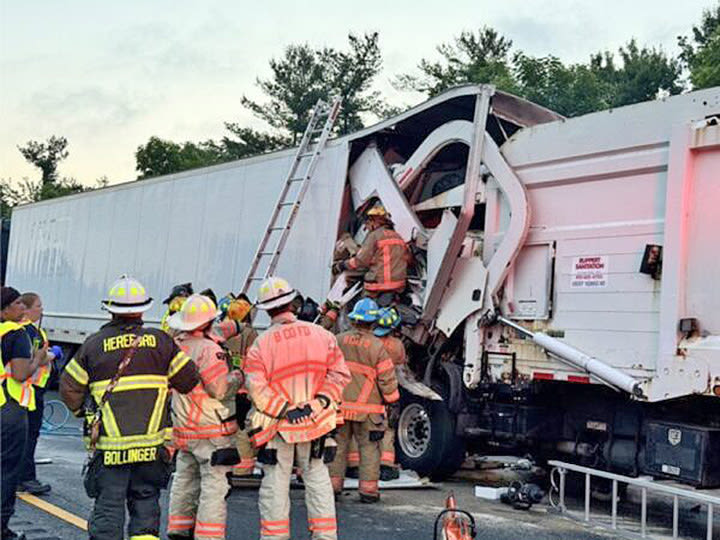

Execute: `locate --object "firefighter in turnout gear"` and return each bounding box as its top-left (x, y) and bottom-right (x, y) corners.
top-left (166, 294), bottom-right (244, 540)
top-left (329, 298), bottom-right (400, 503)
top-left (345, 307), bottom-right (405, 481)
top-left (373, 307), bottom-right (405, 480)
top-left (220, 293), bottom-right (259, 478)
top-left (60, 276), bottom-right (200, 540)
top-left (334, 201), bottom-right (409, 297)
top-left (245, 277), bottom-right (350, 540)
top-left (160, 282), bottom-right (193, 333)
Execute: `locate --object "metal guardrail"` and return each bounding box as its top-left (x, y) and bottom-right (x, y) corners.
top-left (548, 460), bottom-right (718, 540)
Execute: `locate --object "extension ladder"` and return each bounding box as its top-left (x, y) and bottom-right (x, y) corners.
top-left (241, 96), bottom-right (342, 297)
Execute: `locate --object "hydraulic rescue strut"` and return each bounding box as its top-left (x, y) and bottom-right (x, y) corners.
top-left (496, 316), bottom-right (644, 397)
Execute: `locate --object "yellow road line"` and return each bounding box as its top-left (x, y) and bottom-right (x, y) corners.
top-left (17, 492), bottom-right (88, 531)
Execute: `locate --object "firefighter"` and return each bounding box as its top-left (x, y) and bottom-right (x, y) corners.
top-left (17, 292), bottom-right (64, 495)
top-left (160, 282), bottom-right (193, 333)
top-left (245, 277), bottom-right (350, 540)
top-left (373, 307), bottom-right (406, 481)
top-left (221, 293), bottom-right (259, 478)
top-left (333, 201), bottom-right (409, 300)
top-left (2, 286), bottom-right (45, 540)
top-left (60, 275), bottom-right (200, 540)
top-left (329, 298), bottom-right (400, 503)
top-left (345, 307), bottom-right (405, 481)
top-left (166, 294), bottom-right (244, 540)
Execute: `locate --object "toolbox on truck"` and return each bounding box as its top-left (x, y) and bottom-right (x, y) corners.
top-left (644, 421), bottom-right (720, 487)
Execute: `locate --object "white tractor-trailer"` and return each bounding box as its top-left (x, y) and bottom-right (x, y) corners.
top-left (6, 85), bottom-right (720, 487)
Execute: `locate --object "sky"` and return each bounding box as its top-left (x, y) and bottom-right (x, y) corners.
top-left (0, 0), bottom-right (714, 186)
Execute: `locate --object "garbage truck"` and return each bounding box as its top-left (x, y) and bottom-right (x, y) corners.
top-left (5, 84), bottom-right (720, 487)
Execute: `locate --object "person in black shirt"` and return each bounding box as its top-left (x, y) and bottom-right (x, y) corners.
top-left (1, 287), bottom-right (35, 540)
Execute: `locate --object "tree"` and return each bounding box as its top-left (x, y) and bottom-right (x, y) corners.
top-left (395, 27), bottom-right (517, 96)
top-left (513, 54), bottom-right (612, 117)
top-left (321, 33), bottom-right (384, 134)
top-left (17, 136), bottom-right (69, 185)
top-left (135, 136), bottom-right (225, 179)
top-left (679, 4), bottom-right (720, 89)
top-left (400, 28), bottom-right (683, 117)
top-left (590, 40), bottom-right (682, 106)
top-left (0, 176), bottom-right (95, 218)
top-left (242, 33), bottom-right (386, 142)
top-left (219, 125), bottom-right (289, 160)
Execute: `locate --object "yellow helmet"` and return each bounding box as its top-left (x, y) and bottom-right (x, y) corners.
top-left (168, 295), bottom-right (187, 313)
top-left (227, 298), bottom-right (252, 322)
top-left (365, 201), bottom-right (388, 218)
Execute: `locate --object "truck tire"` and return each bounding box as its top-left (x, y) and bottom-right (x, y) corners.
top-left (395, 392), bottom-right (465, 479)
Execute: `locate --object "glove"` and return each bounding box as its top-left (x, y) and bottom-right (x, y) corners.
top-left (229, 369), bottom-right (244, 386)
top-left (332, 260), bottom-right (346, 274)
top-left (286, 404), bottom-right (313, 424)
top-left (386, 402), bottom-right (401, 429)
top-left (50, 345), bottom-right (64, 362)
top-left (307, 396), bottom-right (330, 417)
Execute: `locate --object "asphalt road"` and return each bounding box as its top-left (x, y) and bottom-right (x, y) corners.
top-left (10, 400), bottom-right (718, 540)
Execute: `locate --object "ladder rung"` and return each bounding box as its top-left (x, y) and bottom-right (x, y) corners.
top-left (242, 96), bottom-right (341, 294)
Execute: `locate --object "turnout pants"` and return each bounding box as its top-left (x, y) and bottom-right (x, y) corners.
top-left (346, 430), bottom-right (396, 469)
top-left (88, 451), bottom-right (170, 540)
top-left (1, 401), bottom-right (28, 532)
top-left (167, 439), bottom-right (232, 539)
top-left (259, 436), bottom-right (337, 540)
top-left (231, 395), bottom-right (256, 477)
top-left (19, 388), bottom-right (44, 483)
top-left (329, 419), bottom-right (381, 498)
top-left (381, 429), bottom-right (396, 468)
top-left (231, 429), bottom-right (256, 477)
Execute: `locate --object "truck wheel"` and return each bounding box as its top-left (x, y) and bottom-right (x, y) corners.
top-left (396, 393), bottom-right (465, 479)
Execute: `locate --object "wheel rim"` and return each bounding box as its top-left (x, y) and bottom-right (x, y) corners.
top-left (398, 402), bottom-right (431, 458)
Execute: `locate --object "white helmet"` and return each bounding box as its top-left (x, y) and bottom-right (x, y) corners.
top-left (167, 294), bottom-right (217, 331)
top-left (256, 276), bottom-right (297, 311)
top-left (102, 275), bottom-right (153, 314)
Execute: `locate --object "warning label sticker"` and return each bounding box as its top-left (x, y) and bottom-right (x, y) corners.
top-left (571, 256), bottom-right (608, 288)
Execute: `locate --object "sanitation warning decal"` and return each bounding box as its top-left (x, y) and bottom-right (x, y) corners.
top-left (571, 256), bottom-right (608, 288)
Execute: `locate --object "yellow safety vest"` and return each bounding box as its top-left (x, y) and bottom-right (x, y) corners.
top-left (0, 321), bottom-right (36, 410)
top-left (20, 320), bottom-right (52, 388)
top-left (160, 309), bottom-right (171, 333)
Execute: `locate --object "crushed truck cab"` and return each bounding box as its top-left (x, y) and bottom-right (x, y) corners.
top-left (7, 85), bottom-right (720, 486)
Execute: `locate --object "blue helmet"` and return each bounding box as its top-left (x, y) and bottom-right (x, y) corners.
top-left (217, 294), bottom-right (234, 316)
top-left (374, 307), bottom-right (401, 337)
top-left (348, 298), bottom-right (380, 322)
